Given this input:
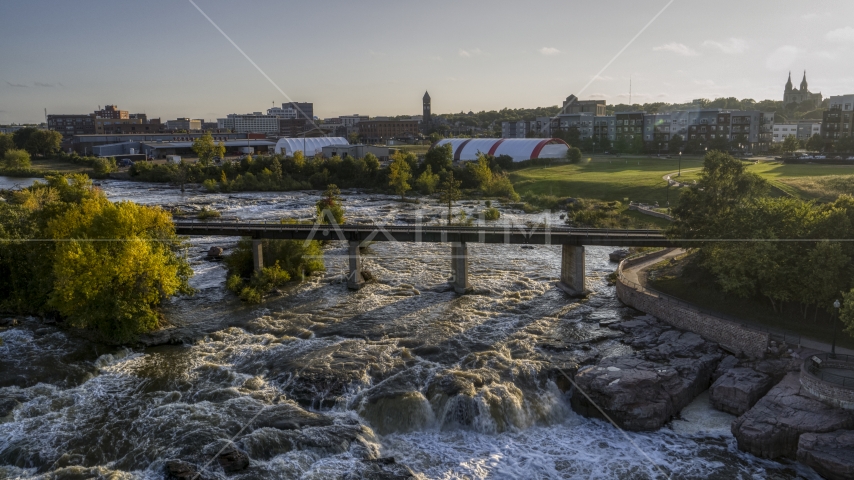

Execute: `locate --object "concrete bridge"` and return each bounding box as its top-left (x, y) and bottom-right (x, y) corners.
top-left (174, 221), bottom-right (679, 296)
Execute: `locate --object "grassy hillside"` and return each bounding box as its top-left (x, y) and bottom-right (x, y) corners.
top-left (510, 156), bottom-right (854, 205)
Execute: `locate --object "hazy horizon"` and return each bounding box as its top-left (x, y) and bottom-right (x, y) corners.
top-left (2, 0), bottom-right (853, 124)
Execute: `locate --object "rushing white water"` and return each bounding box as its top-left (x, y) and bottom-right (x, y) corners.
top-left (0, 178), bottom-right (823, 479)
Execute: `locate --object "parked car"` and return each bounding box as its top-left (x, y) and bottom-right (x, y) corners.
top-left (117, 158), bottom-right (133, 167)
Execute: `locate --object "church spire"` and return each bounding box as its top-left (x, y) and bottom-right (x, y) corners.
top-left (785, 71), bottom-right (793, 92)
top-left (800, 71), bottom-right (808, 92)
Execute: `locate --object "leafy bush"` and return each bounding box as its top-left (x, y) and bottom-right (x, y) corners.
top-left (415, 165), bottom-right (440, 194)
top-left (0, 174), bottom-right (193, 343)
top-left (3, 149), bottom-right (31, 170)
top-left (224, 218), bottom-right (325, 303)
top-left (566, 147), bottom-right (582, 164)
top-left (91, 157), bottom-right (117, 177)
top-left (483, 207), bottom-right (500, 220)
top-left (197, 207), bottom-right (221, 220)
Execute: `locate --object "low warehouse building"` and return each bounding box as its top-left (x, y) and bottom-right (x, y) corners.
top-left (432, 138), bottom-right (570, 162)
top-left (275, 137), bottom-right (349, 157)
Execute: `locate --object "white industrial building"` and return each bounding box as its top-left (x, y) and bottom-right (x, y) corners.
top-left (432, 138), bottom-right (570, 162)
top-left (275, 137), bottom-right (349, 157)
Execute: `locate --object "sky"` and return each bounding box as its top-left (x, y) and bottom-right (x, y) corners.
top-left (1, 0), bottom-right (853, 124)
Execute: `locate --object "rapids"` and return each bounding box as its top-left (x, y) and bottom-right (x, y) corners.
top-left (0, 179), bottom-right (822, 479)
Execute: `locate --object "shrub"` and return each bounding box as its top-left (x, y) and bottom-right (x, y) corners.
top-left (415, 165), bottom-right (440, 194)
top-left (483, 207), bottom-right (500, 220)
top-left (566, 147), bottom-right (582, 164)
top-left (0, 174), bottom-right (193, 343)
top-left (3, 149), bottom-right (31, 170)
top-left (197, 207), bottom-right (221, 220)
top-left (202, 178), bottom-right (219, 192)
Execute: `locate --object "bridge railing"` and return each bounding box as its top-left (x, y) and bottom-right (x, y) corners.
top-left (172, 219), bottom-right (667, 238)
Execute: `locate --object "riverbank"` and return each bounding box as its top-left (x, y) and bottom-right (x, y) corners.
top-left (608, 249), bottom-right (854, 478)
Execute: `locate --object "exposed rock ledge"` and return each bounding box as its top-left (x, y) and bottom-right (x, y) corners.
top-left (731, 373), bottom-right (854, 459)
top-left (797, 429), bottom-right (854, 480)
top-left (571, 316), bottom-right (722, 431)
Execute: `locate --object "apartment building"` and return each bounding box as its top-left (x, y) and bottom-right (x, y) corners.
top-left (821, 94), bottom-right (854, 143)
top-left (772, 121), bottom-right (821, 143)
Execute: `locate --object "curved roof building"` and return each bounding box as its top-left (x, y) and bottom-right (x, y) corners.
top-left (275, 137), bottom-right (348, 156)
top-left (432, 138), bottom-right (570, 162)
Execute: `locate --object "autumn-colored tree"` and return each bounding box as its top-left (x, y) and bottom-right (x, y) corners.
top-left (0, 174), bottom-right (192, 342)
top-left (388, 151), bottom-right (412, 200)
top-left (316, 184), bottom-right (345, 224)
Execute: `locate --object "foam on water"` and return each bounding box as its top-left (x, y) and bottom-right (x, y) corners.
top-left (0, 181), bottom-right (826, 479)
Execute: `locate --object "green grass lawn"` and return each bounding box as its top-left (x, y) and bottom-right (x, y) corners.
top-left (30, 158), bottom-right (90, 174)
top-left (648, 252), bottom-right (854, 350)
top-left (393, 144), bottom-right (431, 155)
top-left (509, 155), bottom-right (705, 206)
top-left (510, 157), bottom-right (854, 205)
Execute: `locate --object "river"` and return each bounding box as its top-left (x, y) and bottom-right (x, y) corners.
top-left (0, 179), bottom-right (821, 479)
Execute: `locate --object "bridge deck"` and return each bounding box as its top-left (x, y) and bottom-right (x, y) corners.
top-left (174, 221), bottom-right (679, 247)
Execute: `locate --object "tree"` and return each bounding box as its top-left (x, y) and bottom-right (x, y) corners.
top-left (467, 154), bottom-right (493, 192)
top-left (438, 171), bottom-right (462, 225)
top-left (835, 135), bottom-right (854, 154)
top-left (565, 146), bottom-right (582, 164)
top-left (0, 133), bottom-right (14, 158)
top-left (192, 132), bottom-right (222, 166)
top-left (631, 135), bottom-right (646, 154)
top-left (25, 130), bottom-right (62, 157)
top-left (415, 165), bottom-right (440, 194)
top-left (425, 143), bottom-right (453, 173)
top-left (782, 135), bottom-right (800, 154)
top-left (388, 151), bottom-right (412, 199)
top-left (709, 136), bottom-right (729, 153)
top-left (3, 149), bottom-right (31, 170)
top-left (12, 127), bottom-right (38, 150)
top-left (806, 133), bottom-right (824, 153)
top-left (668, 134), bottom-right (684, 153)
top-left (316, 184), bottom-right (345, 224)
top-left (670, 150), bottom-right (769, 240)
top-left (347, 132), bottom-right (360, 145)
top-left (0, 174), bottom-right (193, 343)
top-left (614, 136), bottom-right (630, 154)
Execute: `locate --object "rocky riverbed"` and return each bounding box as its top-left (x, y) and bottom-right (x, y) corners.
top-left (0, 178), bottom-right (838, 479)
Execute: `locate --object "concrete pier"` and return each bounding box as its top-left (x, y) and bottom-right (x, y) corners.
top-left (347, 241), bottom-right (365, 290)
top-left (450, 242), bottom-right (471, 294)
top-left (558, 245), bottom-right (589, 297)
top-left (252, 239), bottom-right (264, 272)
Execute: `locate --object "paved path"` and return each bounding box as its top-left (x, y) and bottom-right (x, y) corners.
top-left (621, 250), bottom-right (854, 356)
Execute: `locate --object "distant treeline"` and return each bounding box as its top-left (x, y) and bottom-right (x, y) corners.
top-left (129, 145), bottom-right (521, 199)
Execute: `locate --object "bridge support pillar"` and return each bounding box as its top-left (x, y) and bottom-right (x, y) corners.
top-left (347, 241), bottom-right (365, 290)
top-left (450, 242), bottom-right (471, 294)
top-left (252, 239), bottom-right (264, 272)
top-left (558, 245), bottom-right (589, 297)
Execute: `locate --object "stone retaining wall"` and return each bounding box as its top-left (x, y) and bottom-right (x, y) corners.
top-left (616, 259), bottom-right (769, 359)
top-left (800, 360), bottom-right (854, 410)
top-left (628, 204), bottom-right (673, 221)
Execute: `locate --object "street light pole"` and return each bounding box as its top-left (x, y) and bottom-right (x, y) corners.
top-left (678, 151), bottom-right (682, 177)
top-left (831, 299), bottom-right (841, 358)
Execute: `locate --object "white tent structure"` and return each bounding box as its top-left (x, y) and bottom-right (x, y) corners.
top-left (432, 138), bottom-right (570, 162)
top-left (275, 137), bottom-right (348, 157)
